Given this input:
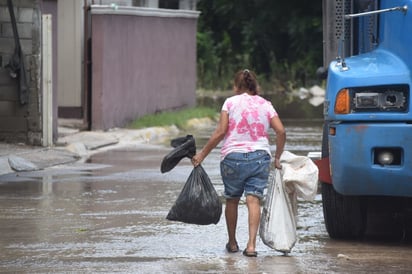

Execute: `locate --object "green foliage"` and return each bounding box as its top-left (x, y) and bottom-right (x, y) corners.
top-left (128, 107), bottom-right (218, 129)
top-left (196, 0), bottom-right (323, 92)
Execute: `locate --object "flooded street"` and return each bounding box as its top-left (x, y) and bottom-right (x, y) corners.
top-left (1, 119), bottom-right (412, 273)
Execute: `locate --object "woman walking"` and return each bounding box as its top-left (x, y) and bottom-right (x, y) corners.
top-left (191, 69), bottom-right (286, 257)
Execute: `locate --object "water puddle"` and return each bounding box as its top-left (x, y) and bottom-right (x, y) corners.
top-left (1, 120), bottom-right (411, 273)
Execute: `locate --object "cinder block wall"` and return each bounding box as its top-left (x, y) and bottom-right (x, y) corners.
top-left (0, 0), bottom-right (41, 145)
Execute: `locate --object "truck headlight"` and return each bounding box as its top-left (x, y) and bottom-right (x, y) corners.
top-left (334, 85), bottom-right (408, 114)
top-left (354, 91), bottom-right (406, 111)
top-left (354, 93), bottom-right (379, 108)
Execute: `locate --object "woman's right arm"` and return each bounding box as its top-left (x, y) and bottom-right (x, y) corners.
top-left (270, 116), bottom-right (286, 169)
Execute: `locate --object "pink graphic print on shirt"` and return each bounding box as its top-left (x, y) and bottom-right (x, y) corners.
top-left (236, 109), bottom-right (267, 141)
top-left (221, 94), bottom-right (276, 158)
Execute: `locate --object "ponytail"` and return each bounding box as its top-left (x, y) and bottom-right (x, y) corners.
top-left (234, 69), bottom-right (259, 95)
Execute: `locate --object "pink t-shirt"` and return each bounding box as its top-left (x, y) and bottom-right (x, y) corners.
top-left (220, 93), bottom-right (278, 159)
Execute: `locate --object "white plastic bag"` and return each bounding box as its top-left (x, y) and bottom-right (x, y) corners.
top-left (259, 170), bottom-right (297, 254)
top-left (280, 151), bottom-right (319, 201)
top-left (260, 151), bottom-right (319, 254)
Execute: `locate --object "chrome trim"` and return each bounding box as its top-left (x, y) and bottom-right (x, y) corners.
top-left (345, 5), bottom-right (407, 19)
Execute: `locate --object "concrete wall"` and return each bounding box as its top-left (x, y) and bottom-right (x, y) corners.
top-left (0, 0), bottom-right (42, 145)
top-left (90, 6), bottom-right (199, 130)
top-left (56, 0), bottom-right (83, 117)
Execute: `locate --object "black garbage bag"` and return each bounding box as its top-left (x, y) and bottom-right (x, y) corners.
top-left (170, 135), bottom-right (195, 148)
top-left (167, 165), bottom-right (222, 225)
top-left (160, 135), bottom-right (196, 173)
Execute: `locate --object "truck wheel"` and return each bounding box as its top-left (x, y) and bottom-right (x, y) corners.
top-left (321, 182), bottom-right (367, 239)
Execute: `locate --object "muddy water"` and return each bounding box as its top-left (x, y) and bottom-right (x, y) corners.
top-left (0, 120), bottom-right (412, 273)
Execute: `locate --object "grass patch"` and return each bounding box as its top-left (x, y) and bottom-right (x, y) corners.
top-left (128, 107), bottom-right (218, 129)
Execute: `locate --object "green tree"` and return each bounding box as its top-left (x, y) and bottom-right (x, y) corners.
top-left (196, 0), bottom-right (323, 92)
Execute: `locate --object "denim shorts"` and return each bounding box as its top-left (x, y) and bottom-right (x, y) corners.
top-left (220, 150), bottom-right (271, 200)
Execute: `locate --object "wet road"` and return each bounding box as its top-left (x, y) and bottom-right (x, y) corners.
top-left (1, 120), bottom-right (412, 273)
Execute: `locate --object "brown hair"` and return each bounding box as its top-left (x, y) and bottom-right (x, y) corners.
top-left (234, 69), bottom-right (259, 95)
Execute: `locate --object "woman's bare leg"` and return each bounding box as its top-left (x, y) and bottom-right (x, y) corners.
top-left (225, 198), bottom-right (240, 250)
top-left (245, 195), bottom-right (260, 252)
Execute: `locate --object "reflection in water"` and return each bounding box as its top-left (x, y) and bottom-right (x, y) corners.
top-left (1, 120), bottom-right (412, 273)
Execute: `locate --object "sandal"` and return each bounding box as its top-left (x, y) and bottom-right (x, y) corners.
top-left (225, 242), bottom-right (239, 253)
top-left (243, 249), bottom-right (258, 257)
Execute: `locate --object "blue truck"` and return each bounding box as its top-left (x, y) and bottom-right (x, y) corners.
top-left (318, 0), bottom-right (412, 239)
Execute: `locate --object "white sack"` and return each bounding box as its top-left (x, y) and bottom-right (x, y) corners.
top-left (280, 151), bottom-right (319, 202)
top-left (259, 170), bottom-right (296, 254)
top-left (260, 151), bottom-right (319, 254)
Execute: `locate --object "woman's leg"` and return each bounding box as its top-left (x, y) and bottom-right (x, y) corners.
top-left (225, 198), bottom-right (240, 250)
top-left (245, 195), bottom-right (261, 252)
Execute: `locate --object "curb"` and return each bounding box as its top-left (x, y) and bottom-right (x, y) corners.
top-left (0, 125), bottom-right (181, 176)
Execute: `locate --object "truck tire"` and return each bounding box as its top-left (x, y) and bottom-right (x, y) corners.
top-left (321, 182), bottom-right (367, 239)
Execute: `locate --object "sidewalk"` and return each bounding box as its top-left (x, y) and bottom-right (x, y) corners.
top-left (0, 121), bottom-right (181, 176)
